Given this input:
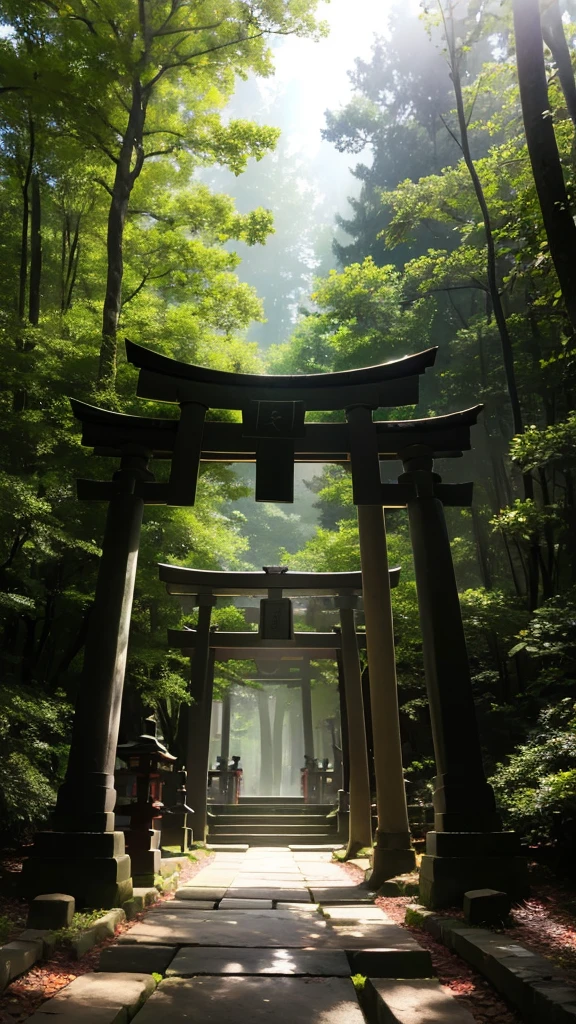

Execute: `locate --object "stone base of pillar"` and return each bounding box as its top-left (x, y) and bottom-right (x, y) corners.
top-left (21, 831), bottom-right (132, 909)
top-left (161, 822), bottom-right (193, 853)
top-left (126, 831), bottom-right (161, 888)
top-left (419, 830), bottom-right (529, 908)
top-left (368, 830), bottom-right (416, 887)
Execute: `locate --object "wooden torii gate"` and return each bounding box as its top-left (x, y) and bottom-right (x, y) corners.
top-left (159, 565), bottom-right (399, 857)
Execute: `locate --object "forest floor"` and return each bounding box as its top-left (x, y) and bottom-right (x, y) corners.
top-left (0, 850), bottom-right (214, 1024)
top-left (342, 860), bottom-right (576, 1024)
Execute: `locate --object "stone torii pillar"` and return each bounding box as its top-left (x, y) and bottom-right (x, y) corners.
top-left (347, 405), bottom-right (416, 886)
top-left (182, 597), bottom-right (217, 842)
top-left (399, 446), bottom-right (528, 906)
top-left (336, 601), bottom-right (372, 857)
top-left (22, 452), bottom-right (153, 906)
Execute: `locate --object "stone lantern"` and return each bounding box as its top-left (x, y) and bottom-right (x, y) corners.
top-left (116, 719), bottom-right (176, 886)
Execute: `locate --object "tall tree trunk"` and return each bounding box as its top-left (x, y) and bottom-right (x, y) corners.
top-left (540, 0), bottom-right (576, 129)
top-left (445, 5), bottom-right (539, 604)
top-left (513, 0), bottom-right (576, 335)
top-left (257, 690), bottom-right (273, 796)
top-left (28, 173), bottom-right (42, 326)
top-left (272, 686), bottom-right (287, 795)
top-left (98, 81), bottom-right (146, 385)
top-left (18, 118), bottom-right (34, 323)
top-left (61, 214), bottom-right (81, 313)
top-left (450, 50), bottom-right (525, 439)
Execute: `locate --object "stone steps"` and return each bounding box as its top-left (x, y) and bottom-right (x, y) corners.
top-left (211, 814), bottom-right (330, 826)
top-left (211, 803), bottom-right (333, 815)
top-left (210, 823), bottom-right (332, 835)
top-left (207, 800), bottom-right (340, 848)
top-left (207, 832), bottom-right (339, 846)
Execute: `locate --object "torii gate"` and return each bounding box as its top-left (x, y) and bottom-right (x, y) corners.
top-left (158, 564), bottom-right (399, 857)
top-left (22, 341), bottom-right (527, 908)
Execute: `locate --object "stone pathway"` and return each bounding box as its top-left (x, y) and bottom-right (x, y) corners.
top-left (26, 849), bottom-right (477, 1023)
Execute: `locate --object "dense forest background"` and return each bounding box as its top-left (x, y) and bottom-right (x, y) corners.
top-left (1, 0), bottom-right (576, 864)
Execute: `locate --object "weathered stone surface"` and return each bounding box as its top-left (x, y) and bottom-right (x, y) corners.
top-left (219, 899), bottom-right (274, 910)
top-left (322, 906), bottom-right (387, 923)
top-left (132, 975), bottom-right (365, 1024)
top-left (27, 894), bottom-right (75, 930)
top-left (418, 914), bottom-right (576, 1024)
top-left (168, 900), bottom-right (216, 910)
top-left (174, 887), bottom-right (227, 902)
top-left (24, 1009), bottom-right (125, 1023)
top-left (71, 909), bottom-right (126, 959)
top-left (33, 972), bottom-right (155, 1020)
top-left (310, 887), bottom-right (374, 903)
top-left (166, 947), bottom-right (351, 977)
top-left (329, 922), bottom-right (428, 952)
top-left (0, 940), bottom-right (40, 985)
top-left (133, 887), bottom-right (160, 906)
top-left (0, 955), bottom-right (10, 993)
top-left (98, 945), bottom-right (177, 975)
top-left (118, 908), bottom-right (330, 947)
top-left (19, 929), bottom-right (57, 958)
top-left (366, 978), bottom-right (475, 1024)
top-left (463, 889), bottom-right (511, 926)
top-left (224, 888), bottom-right (311, 902)
top-left (419, 854), bottom-right (528, 909)
top-left (347, 947), bottom-right (434, 979)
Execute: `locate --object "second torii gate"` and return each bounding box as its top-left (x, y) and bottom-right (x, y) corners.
top-left (160, 565), bottom-right (398, 857)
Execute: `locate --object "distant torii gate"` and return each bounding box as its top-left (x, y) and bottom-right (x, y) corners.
top-left (159, 565), bottom-right (398, 857)
top-left (22, 340), bottom-right (527, 908)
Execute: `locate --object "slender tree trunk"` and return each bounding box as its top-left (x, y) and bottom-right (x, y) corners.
top-left (99, 81), bottom-right (146, 385)
top-left (18, 118), bottom-right (34, 323)
top-left (451, 59), bottom-right (525, 439)
top-left (513, 0), bottom-right (576, 335)
top-left (28, 173), bottom-right (42, 326)
top-left (445, 7), bottom-right (541, 604)
top-left (61, 214), bottom-right (81, 313)
top-left (272, 686), bottom-right (287, 795)
top-left (541, 0), bottom-right (576, 129)
top-left (257, 690), bottom-right (273, 796)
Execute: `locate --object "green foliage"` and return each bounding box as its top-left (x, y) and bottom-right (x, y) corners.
top-left (0, 685), bottom-right (71, 841)
top-left (490, 701), bottom-right (576, 841)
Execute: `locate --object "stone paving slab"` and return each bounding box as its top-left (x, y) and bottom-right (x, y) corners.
top-left (328, 922), bottom-right (429, 952)
top-left (347, 947), bottom-right (434, 978)
top-left (117, 909), bottom-right (330, 948)
top-left (162, 900), bottom-right (216, 910)
top-left (322, 906), bottom-right (389, 922)
top-left (166, 947), bottom-right (351, 977)
top-left (174, 887), bottom-right (227, 901)
top-left (186, 874), bottom-right (237, 886)
top-left (224, 888), bottom-right (311, 902)
top-left (366, 978), bottom-right (475, 1023)
top-left (30, 973), bottom-right (155, 1020)
top-left (229, 887), bottom-right (312, 901)
top-left (25, 1009), bottom-right (125, 1024)
top-left (219, 899), bottom-right (274, 910)
top-left (131, 976), bottom-right (365, 1024)
top-left (292, 853), bottom-right (333, 861)
top-left (310, 887), bottom-right (375, 902)
top-left (98, 946), bottom-right (177, 975)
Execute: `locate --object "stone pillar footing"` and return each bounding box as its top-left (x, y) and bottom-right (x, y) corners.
top-left (369, 830), bottom-right (416, 887)
top-left (419, 831), bottom-right (528, 909)
top-left (21, 831), bottom-right (133, 909)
